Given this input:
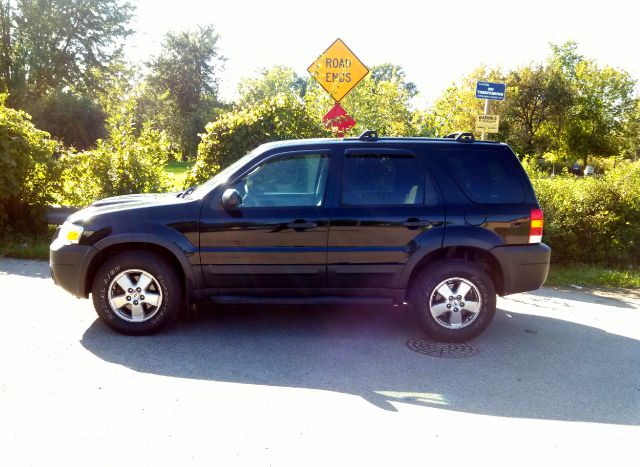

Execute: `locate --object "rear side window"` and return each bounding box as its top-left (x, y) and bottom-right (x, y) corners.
top-left (341, 154), bottom-right (427, 206)
top-left (438, 149), bottom-right (525, 204)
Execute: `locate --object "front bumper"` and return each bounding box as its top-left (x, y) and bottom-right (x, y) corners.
top-left (491, 243), bottom-right (551, 296)
top-left (50, 242), bottom-right (99, 298)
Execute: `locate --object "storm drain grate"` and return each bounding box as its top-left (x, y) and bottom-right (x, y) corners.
top-left (406, 338), bottom-right (478, 358)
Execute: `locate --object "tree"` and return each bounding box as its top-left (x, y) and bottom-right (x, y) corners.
top-left (370, 63), bottom-right (418, 98)
top-left (24, 89), bottom-right (105, 149)
top-left (545, 42), bottom-right (637, 166)
top-left (237, 66), bottom-right (307, 107)
top-left (425, 67), bottom-right (504, 137)
top-left (303, 63), bottom-right (418, 137)
top-left (0, 0), bottom-right (134, 106)
top-left (58, 98), bottom-right (173, 206)
top-left (144, 25), bottom-right (224, 159)
top-left (187, 95), bottom-right (327, 185)
top-left (500, 65), bottom-right (572, 156)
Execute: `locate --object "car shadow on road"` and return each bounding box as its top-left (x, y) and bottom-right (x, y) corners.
top-left (80, 303), bottom-right (640, 426)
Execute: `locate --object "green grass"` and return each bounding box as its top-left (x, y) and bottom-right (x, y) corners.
top-left (0, 226), bottom-right (57, 260)
top-left (546, 264), bottom-right (640, 288)
top-left (164, 160), bottom-right (194, 191)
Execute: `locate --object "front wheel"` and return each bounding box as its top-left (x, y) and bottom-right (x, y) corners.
top-left (91, 251), bottom-right (182, 335)
top-left (410, 260), bottom-right (496, 342)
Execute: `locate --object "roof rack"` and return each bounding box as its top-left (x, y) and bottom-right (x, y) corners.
top-left (444, 132), bottom-right (475, 142)
top-left (358, 130), bottom-right (379, 141)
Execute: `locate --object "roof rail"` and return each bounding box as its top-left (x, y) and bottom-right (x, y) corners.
top-left (444, 132), bottom-right (475, 142)
top-left (358, 130), bottom-right (379, 141)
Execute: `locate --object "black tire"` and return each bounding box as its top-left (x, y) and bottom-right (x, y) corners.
top-left (409, 259), bottom-right (496, 342)
top-left (91, 251), bottom-right (182, 335)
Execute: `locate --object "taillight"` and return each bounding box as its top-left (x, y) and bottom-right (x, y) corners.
top-left (529, 208), bottom-right (543, 243)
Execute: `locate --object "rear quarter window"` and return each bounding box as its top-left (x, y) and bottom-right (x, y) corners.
top-left (437, 148), bottom-right (525, 204)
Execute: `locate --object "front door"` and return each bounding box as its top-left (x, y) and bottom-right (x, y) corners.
top-left (199, 150), bottom-right (331, 290)
top-left (327, 148), bottom-right (445, 289)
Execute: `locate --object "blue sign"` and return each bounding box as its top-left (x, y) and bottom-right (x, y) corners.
top-left (476, 81), bottom-right (506, 101)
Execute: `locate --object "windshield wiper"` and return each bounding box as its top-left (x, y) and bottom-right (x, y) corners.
top-left (177, 186), bottom-right (197, 198)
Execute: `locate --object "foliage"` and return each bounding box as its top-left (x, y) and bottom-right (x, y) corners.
top-left (528, 161), bottom-right (640, 266)
top-left (0, 224), bottom-right (56, 259)
top-left (24, 89), bottom-right (105, 149)
top-left (545, 264), bottom-right (640, 288)
top-left (187, 95), bottom-right (327, 185)
top-left (58, 101), bottom-right (173, 206)
top-left (425, 66), bottom-right (504, 137)
top-left (421, 42), bottom-right (638, 167)
top-left (237, 66), bottom-right (307, 107)
top-left (500, 64), bottom-right (572, 155)
top-left (0, 94), bottom-right (59, 234)
top-left (339, 64), bottom-right (417, 136)
top-left (142, 25), bottom-right (224, 159)
top-left (559, 59), bottom-right (636, 166)
top-left (0, 0), bottom-right (134, 106)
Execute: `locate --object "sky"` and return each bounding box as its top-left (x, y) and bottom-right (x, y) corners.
top-left (128, 0), bottom-right (640, 106)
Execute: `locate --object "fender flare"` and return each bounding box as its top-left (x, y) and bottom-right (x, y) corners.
top-left (91, 233), bottom-right (201, 287)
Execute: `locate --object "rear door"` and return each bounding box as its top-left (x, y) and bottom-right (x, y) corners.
top-left (327, 147), bottom-right (445, 289)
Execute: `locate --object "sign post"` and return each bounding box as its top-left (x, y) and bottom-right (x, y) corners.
top-left (308, 39), bottom-right (369, 136)
top-left (475, 81), bottom-right (506, 140)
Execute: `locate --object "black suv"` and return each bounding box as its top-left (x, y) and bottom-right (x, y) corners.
top-left (50, 131), bottom-right (550, 341)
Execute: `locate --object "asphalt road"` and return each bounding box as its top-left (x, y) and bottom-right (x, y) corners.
top-left (1, 258), bottom-right (639, 466)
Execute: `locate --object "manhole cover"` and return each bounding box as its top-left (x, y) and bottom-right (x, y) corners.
top-left (406, 338), bottom-right (478, 358)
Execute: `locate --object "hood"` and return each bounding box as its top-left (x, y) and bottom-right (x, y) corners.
top-left (90, 192), bottom-right (178, 207)
top-left (67, 192), bottom-right (190, 225)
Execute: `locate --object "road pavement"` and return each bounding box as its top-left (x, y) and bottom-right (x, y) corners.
top-left (0, 258), bottom-right (639, 466)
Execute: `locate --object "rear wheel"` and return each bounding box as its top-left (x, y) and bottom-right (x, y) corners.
top-left (91, 251), bottom-right (182, 335)
top-left (410, 260), bottom-right (496, 342)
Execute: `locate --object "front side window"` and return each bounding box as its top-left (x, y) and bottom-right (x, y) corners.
top-left (231, 153), bottom-right (329, 208)
top-left (341, 154), bottom-right (426, 206)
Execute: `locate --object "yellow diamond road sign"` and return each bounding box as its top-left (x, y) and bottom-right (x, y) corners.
top-left (307, 38), bottom-right (369, 102)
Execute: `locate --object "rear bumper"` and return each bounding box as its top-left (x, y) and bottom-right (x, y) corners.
top-left (491, 243), bottom-right (551, 296)
top-left (50, 242), bottom-right (98, 298)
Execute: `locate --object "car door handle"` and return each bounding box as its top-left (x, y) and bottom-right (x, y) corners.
top-left (287, 220), bottom-right (317, 230)
top-left (402, 218), bottom-right (431, 229)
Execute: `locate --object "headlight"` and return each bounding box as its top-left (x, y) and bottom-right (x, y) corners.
top-left (57, 221), bottom-right (84, 245)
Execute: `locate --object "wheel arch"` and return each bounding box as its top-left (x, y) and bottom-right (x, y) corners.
top-left (404, 246), bottom-right (505, 301)
top-left (84, 239), bottom-right (194, 298)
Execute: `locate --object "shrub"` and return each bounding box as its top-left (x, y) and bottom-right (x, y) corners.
top-left (58, 104), bottom-right (173, 206)
top-left (25, 90), bottom-right (106, 150)
top-left (0, 95), bottom-right (60, 235)
top-left (186, 96), bottom-right (327, 185)
top-left (528, 161), bottom-right (640, 265)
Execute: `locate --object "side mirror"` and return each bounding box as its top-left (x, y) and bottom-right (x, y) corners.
top-left (221, 188), bottom-right (242, 210)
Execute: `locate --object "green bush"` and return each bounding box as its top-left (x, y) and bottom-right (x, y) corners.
top-left (58, 105), bottom-right (173, 206)
top-left (0, 95), bottom-right (60, 235)
top-left (25, 90), bottom-right (106, 150)
top-left (527, 160), bottom-right (640, 265)
top-left (186, 96), bottom-right (327, 185)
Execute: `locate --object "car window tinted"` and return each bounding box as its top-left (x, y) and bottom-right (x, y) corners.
top-left (438, 149), bottom-right (525, 204)
top-left (341, 154), bottom-right (426, 206)
top-left (232, 153), bottom-right (328, 207)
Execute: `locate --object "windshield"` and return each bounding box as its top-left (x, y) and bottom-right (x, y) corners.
top-left (187, 147), bottom-right (265, 199)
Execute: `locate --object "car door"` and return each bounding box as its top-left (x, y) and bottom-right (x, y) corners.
top-left (199, 149), bottom-right (332, 290)
top-left (327, 147), bottom-right (445, 289)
